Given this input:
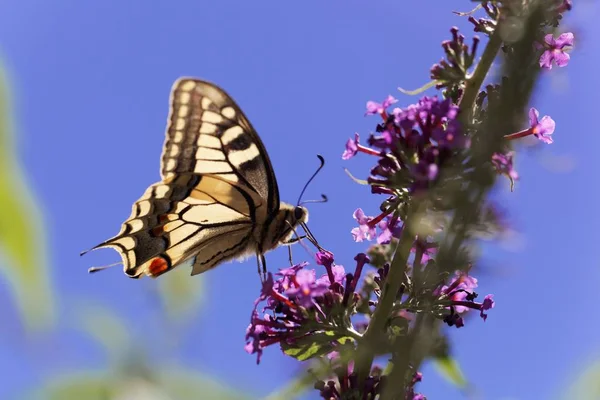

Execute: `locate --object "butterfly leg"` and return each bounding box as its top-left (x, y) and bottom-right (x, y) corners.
top-left (256, 255), bottom-right (263, 282)
top-left (282, 235), bottom-right (306, 245)
top-left (261, 254), bottom-right (268, 282)
top-left (256, 253), bottom-right (268, 283)
top-left (282, 235), bottom-right (306, 266)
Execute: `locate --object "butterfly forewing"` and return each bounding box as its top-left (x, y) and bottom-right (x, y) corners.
top-left (162, 78), bottom-right (280, 214)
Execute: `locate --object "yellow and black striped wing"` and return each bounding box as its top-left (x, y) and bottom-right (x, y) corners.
top-left (92, 174), bottom-right (264, 278)
top-left (161, 78), bottom-right (280, 215)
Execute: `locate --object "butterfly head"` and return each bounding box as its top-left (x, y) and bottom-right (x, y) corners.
top-left (263, 203), bottom-right (308, 250)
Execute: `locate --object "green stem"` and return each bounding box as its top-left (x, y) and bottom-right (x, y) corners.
top-left (376, 20), bottom-right (506, 399)
top-left (411, 235), bottom-right (425, 293)
top-left (354, 214), bottom-right (416, 385)
top-left (381, 313), bottom-right (427, 400)
top-left (459, 27), bottom-right (503, 118)
top-left (340, 326), bottom-right (363, 341)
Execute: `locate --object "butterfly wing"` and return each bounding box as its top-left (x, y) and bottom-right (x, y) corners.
top-left (161, 78), bottom-right (280, 215)
top-left (89, 78), bottom-right (283, 277)
top-left (92, 174), bottom-right (263, 278)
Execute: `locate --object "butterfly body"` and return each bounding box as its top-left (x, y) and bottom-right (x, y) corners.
top-left (88, 78), bottom-right (308, 278)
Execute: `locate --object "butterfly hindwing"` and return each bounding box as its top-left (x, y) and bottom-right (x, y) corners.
top-left (161, 78), bottom-right (280, 215)
top-left (93, 174), bottom-right (264, 278)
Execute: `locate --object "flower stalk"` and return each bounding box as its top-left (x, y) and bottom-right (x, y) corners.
top-left (354, 212), bottom-right (417, 385)
top-left (254, 2), bottom-right (573, 399)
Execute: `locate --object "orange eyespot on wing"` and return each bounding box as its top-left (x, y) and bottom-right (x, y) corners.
top-left (148, 256), bottom-right (170, 277)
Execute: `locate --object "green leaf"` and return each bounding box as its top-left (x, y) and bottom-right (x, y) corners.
top-left (25, 372), bottom-right (113, 400)
top-left (76, 303), bottom-right (131, 365)
top-left (433, 356), bottom-right (468, 388)
top-left (159, 368), bottom-right (253, 400)
top-left (397, 80), bottom-right (439, 96)
top-left (264, 376), bottom-right (313, 400)
top-left (265, 359), bottom-right (331, 400)
top-left (281, 331), bottom-right (338, 361)
top-left (27, 369), bottom-right (252, 400)
top-left (0, 65), bottom-right (55, 331)
top-left (282, 340), bottom-right (334, 361)
top-left (155, 266), bottom-right (205, 322)
top-left (343, 168), bottom-right (369, 185)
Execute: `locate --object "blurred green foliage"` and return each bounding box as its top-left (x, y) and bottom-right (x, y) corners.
top-left (0, 62), bottom-right (249, 399)
top-left (0, 65), bottom-right (56, 331)
top-left (25, 302), bottom-right (252, 400)
top-left (156, 266), bottom-right (206, 324)
top-left (433, 356), bottom-right (467, 389)
top-left (564, 359), bottom-right (600, 400)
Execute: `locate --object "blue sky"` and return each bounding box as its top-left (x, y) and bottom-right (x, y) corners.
top-left (0, 1), bottom-right (598, 399)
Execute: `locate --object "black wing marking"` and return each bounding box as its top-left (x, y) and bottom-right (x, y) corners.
top-left (91, 174), bottom-right (259, 278)
top-left (161, 78), bottom-right (280, 215)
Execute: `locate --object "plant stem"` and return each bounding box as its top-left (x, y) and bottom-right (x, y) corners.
top-left (354, 213), bottom-right (416, 385)
top-left (376, 19), bottom-right (506, 399)
top-left (459, 26), bottom-right (503, 118)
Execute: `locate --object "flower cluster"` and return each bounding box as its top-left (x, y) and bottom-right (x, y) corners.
top-left (344, 95), bottom-right (468, 197)
top-left (430, 26), bottom-right (479, 98)
top-left (314, 356), bottom-right (385, 400)
top-left (245, 253), bottom-right (368, 365)
top-left (245, 2), bottom-right (573, 399)
top-left (351, 208), bottom-right (402, 244)
top-left (438, 272), bottom-right (495, 328)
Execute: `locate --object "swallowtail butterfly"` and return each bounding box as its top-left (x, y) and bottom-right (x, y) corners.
top-left (84, 78), bottom-right (310, 278)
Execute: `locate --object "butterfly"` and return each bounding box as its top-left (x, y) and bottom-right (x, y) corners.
top-left (84, 77), bottom-right (319, 279)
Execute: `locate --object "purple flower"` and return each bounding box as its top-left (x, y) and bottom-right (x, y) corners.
top-left (492, 151), bottom-right (519, 181)
top-left (411, 239), bottom-right (438, 263)
top-left (315, 250), bottom-right (341, 291)
top-left (376, 216), bottom-right (403, 244)
top-left (480, 294), bottom-right (495, 321)
top-left (351, 208), bottom-right (376, 242)
top-left (529, 108), bottom-right (555, 144)
top-left (351, 209), bottom-right (402, 244)
top-left (556, 0), bottom-right (572, 13)
top-left (412, 156), bottom-right (440, 192)
top-left (539, 32), bottom-right (574, 69)
top-left (342, 133), bottom-right (360, 160)
top-left (316, 264), bottom-right (346, 286)
top-left (366, 95), bottom-right (398, 116)
top-left (315, 250), bottom-right (334, 268)
top-left (349, 253), bottom-right (369, 293)
top-left (245, 311), bottom-right (267, 363)
top-left (443, 312), bottom-right (465, 328)
top-left (365, 95), bottom-right (466, 196)
top-left (245, 260), bottom-right (350, 364)
top-left (441, 272), bottom-right (478, 313)
top-left (285, 269), bottom-right (329, 308)
top-left (275, 262), bottom-right (307, 292)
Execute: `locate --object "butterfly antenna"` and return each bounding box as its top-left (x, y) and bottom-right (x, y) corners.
top-left (296, 155), bottom-right (326, 206)
top-left (299, 194), bottom-right (328, 206)
top-left (88, 261), bottom-right (122, 274)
